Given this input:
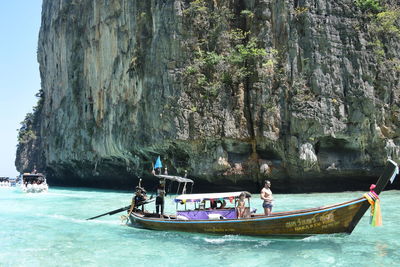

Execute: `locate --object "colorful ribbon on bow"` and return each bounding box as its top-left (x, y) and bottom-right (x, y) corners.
top-left (363, 184), bottom-right (382, 227)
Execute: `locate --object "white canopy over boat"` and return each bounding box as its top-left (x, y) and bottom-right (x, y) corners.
top-left (175, 191), bottom-right (251, 202)
top-left (155, 174), bottom-right (194, 183)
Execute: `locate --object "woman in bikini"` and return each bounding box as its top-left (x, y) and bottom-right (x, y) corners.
top-left (237, 193), bottom-right (246, 218)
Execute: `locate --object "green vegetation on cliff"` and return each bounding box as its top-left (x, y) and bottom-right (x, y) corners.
top-left (182, 1), bottom-right (277, 100)
top-left (355, 0), bottom-right (383, 13)
top-left (16, 89), bottom-right (44, 172)
top-left (17, 90), bottom-right (43, 144)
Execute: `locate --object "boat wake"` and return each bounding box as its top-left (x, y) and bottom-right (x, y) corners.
top-left (196, 235), bottom-right (272, 246)
top-left (86, 219), bottom-right (121, 226)
top-left (45, 214), bottom-right (120, 225)
top-left (196, 233), bottom-right (345, 246)
top-left (302, 234), bottom-right (348, 243)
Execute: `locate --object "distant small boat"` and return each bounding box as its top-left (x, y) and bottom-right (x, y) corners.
top-left (20, 173), bottom-right (48, 193)
top-left (128, 160), bottom-right (398, 238)
top-left (0, 177), bottom-right (13, 187)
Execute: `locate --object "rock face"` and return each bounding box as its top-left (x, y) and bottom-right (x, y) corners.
top-left (16, 0), bottom-right (400, 192)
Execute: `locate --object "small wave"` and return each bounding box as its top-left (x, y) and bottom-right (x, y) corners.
top-left (301, 233), bottom-right (347, 243)
top-left (254, 240), bottom-right (272, 247)
top-left (204, 238), bottom-right (227, 244)
top-left (198, 235), bottom-right (272, 246)
top-left (302, 236), bottom-right (321, 242)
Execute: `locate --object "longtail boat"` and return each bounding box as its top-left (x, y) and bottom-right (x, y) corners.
top-left (128, 160), bottom-right (398, 238)
top-left (0, 177), bottom-right (13, 187)
top-left (20, 173), bottom-right (48, 193)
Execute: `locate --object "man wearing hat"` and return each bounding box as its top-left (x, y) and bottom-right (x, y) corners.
top-left (133, 186), bottom-right (147, 212)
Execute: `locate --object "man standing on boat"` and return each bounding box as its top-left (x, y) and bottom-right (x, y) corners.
top-left (261, 180), bottom-right (273, 216)
top-left (156, 180), bottom-right (166, 217)
top-left (31, 165), bottom-right (38, 174)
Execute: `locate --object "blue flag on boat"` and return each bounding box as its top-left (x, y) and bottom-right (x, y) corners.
top-left (154, 156), bottom-right (162, 169)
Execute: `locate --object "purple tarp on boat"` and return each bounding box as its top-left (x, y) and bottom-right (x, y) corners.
top-left (177, 209), bottom-right (237, 220)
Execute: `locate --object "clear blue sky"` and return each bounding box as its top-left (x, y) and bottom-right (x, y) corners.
top-left (0, 1), bottom-right (42, 177)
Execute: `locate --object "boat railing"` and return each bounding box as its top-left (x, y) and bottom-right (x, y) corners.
top-left (259, 197), bottom-right (366, 218)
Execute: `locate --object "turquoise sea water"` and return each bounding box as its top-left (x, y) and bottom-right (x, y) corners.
top-left (1, 187), bottom-right (399, 267)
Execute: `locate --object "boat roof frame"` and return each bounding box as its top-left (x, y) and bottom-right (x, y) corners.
top-left (155, 174), bottom-right (194, 184)
top-left (22, 173), bottom-right (46, 180)
top-left (174, 191), bottom-right (251, 202)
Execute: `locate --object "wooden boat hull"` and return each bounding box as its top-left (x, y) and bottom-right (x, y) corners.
top-left (129, 198), bottom-right (367, 237)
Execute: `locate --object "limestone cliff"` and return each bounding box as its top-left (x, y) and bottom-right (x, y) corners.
top-left (16, 0), bottom-right (400, 192)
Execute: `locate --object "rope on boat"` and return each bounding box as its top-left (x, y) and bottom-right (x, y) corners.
top-left (363, 184), bottom-right (382, 227)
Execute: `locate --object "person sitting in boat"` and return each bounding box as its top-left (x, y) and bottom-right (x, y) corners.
top-left (261, 180), bottom-right (273, 216)
top-left (211, 199), bottom-right (226, 209)
top-left (127, 187), bottom-right (147, 216)
top-left (133, 187), bottom-right (147, 212)
top-left (217, 199), bottom-right (226, 209)
top-left (31, 166), bottom-right (38, 174)
top-left (237, 193), bottom-right (246, 218)
top-left (155, 180), bottom-right (166, 217)
top-left (210, 200), bottom-right (217, 209)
